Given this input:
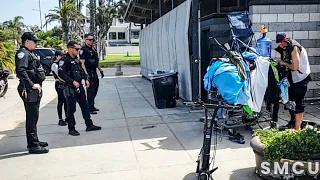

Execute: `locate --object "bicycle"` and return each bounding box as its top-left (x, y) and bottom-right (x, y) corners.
top-left (184, 101), bottom-right (241, 180)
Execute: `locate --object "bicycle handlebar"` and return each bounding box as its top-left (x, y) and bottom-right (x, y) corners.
top-left (184, 101), bottom-right (241, 109)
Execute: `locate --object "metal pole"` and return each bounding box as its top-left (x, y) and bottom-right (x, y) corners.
top-left (198, 6), bottom-right (201, 102)
top-left (38, 0), bottom-right (43, 30)
top-left (192, 0), bottom-right (200, 101)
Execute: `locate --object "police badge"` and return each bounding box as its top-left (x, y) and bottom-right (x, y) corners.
top-left (17, 52), bottom-right (25, 59)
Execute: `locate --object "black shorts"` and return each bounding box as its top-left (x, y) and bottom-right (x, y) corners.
top-left (288, 75), bottom-right (311, 114)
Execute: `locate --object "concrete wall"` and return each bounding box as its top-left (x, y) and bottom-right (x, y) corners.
top-left (249, 4), bottom-right (320, 99)
top-left (106, 46), bottom-right (140, 54)
top-left (139, 0), bottom-right (193, 101)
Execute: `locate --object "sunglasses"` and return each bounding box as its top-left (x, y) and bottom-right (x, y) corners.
top-left (71, 47), bottom-right (81, 51)
top-left (86, 39), bottom-right (95, 41)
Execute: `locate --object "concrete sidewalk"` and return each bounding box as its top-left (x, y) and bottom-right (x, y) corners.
top-left (0, 67), bottom-right (319, 180)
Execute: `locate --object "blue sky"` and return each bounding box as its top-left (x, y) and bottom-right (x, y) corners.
top-left (1, 0), bottom-right (89, 30)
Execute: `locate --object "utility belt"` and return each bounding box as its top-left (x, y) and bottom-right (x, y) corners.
top-left (62, 83), bottom-right (82, 98)
top-left (21, 87), bottom-right (42, 103)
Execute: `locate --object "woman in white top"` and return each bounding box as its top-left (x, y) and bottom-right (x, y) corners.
top-left (51, 50), bottom-right (68, 126)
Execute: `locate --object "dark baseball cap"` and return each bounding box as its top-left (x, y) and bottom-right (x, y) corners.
top-left (54, 50), bottom-right (64, 56)
top-left (21, 32), bottom-right (40, 42)
top-left (276, 33), bottom-right (288, 43)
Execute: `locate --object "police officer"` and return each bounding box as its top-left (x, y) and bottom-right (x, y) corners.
top-left (15, 32), bottom-right (48, 154)
top-left (58, 41), bottom-right (101, 136)
top-left (79, 33), bottom-right (104, 114)
top-left (51, 50), bottom-right (68, 126)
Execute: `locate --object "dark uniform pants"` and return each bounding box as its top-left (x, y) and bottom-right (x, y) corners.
top-left (55, 81), bottom-right (67, 120)
top-left (65, 85), bottom-right (93, 130)
top-left (87, 70), bottom-right (99, 110)
top-left (18, 85), bottom-right (41, 148)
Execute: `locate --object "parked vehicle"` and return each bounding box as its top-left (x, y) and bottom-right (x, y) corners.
top-left (0, 69), bottom-right (10, 98)
top-left (33, 48), bottom-right (55, 76)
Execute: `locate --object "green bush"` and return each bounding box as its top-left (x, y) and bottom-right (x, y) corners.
top-left (99, 59), bottom-right (140, 68)
top-left (253, 127), bottom-right (320, 161)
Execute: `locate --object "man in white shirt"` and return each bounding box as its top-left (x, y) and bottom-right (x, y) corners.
top-left (275, 33), bottom-right (312, 130)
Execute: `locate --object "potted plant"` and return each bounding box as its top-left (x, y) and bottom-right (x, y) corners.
top-left (250, 125), bottom-right (320, 180)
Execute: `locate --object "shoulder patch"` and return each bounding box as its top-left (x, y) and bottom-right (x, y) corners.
top-left (17, 52), bottom-right (25, 59)
top-left (59, 60), bottom-right (64, 67)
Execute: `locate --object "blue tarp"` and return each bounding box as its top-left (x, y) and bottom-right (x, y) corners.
top-left (204, 59), bottom-right (250, 104)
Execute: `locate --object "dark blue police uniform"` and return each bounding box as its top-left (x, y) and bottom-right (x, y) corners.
top-left (15, 32), bottom-right (49, 154)
top-left (58, 53), bottom-right (101, 136)
top-left (79, 45), bottom-right (101, 113)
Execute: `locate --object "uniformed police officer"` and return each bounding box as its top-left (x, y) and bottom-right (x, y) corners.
top-left (58, 41), bottom-right (101, 136)
top-left (79, 33), bottom-right (104, 114)
top-left (15, 32), bottom-right (49, 154)
top-left (51, 50), bottom-right (68, 126)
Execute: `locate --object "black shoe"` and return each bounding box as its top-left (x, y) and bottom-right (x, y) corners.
top-left (29, 146), bottom-right (49, 154)
top-left (90, 111), bottom-right (98, 115)
top-left (93, 107), bottom-right (99, 111)
top-left (39, 141), bottom-right (48, 147)
top-left (86, 125), bottom-right (102, 131)
top-left (69, 129), bottom-right (80, 136)
top-left (58, 120), bottom-right (67, 126)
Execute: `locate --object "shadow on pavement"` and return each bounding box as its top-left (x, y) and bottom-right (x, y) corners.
top-left (229, 167), bottom-right (262, 180)
top-left (0, 70), bottom-right (319, 180)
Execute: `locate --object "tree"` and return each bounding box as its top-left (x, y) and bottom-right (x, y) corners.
top-left (95, 0), bottom-right (117, 59)
top-left (89, 0), bottom-right (97, 35)
top-left (2, 16), bottom-right (25, 47)
top-left (0, 41), bottom-right (15, 73)
top-left (45, 0), bottom-right (83, 43)
top-left (27, 25), bottom-right (41, 33)
top-left (51, 26), bottom-right (64, 39)
top-left (36, 30), bottom-right (64, 49)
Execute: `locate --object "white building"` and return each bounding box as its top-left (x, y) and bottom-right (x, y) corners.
top-left (83, 6), bottom-right (141, 47)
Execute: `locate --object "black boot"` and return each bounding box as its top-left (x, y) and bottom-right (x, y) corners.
top-left (69, 129), bottom-right (80, 136)
top-left (29, 146), bottom-right (49, 154)
top-left (86, 125), bottom-right (102, 131)
top-left (58, 119), bottom-right (67, 126)
top-left (39, 142), bottom-right (48, 147)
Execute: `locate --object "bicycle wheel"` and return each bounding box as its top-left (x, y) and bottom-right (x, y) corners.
top-left (198, 173), bottom-right (214, 180)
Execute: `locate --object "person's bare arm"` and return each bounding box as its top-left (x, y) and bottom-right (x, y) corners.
top-left (97, 65), bottom-right (102, 72)
top-left (80, 59), bottom-right (88, 74)
top-left (277, 46), bottom-right (300, 71)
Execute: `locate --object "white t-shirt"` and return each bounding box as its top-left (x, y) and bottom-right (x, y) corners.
top-left (291, 47), bottom-right (311, 83)
top-left (51, 63), bottom-right (58, 73)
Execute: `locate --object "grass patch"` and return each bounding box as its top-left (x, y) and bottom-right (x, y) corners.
top-left (100, 54), bottom-right (140, 67)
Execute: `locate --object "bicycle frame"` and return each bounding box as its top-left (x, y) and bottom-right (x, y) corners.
top-left (198, 104), bottom-right (219, 179)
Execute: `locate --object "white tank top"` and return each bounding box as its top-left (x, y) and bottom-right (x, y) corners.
top-left (291, 47), bottom-right (311, 83)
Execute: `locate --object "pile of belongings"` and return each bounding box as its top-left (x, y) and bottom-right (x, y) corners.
top-left (203, 50), bottom-right (291, 115)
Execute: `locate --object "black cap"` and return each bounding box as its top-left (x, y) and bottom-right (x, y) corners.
top-left (276, 33), bottom-right (288, 43)
top-left (21, 32), bottom-right (40, 42)
top-left (54, 50), bottom-right (64, 56)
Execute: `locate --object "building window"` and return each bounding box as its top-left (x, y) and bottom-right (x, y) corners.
top-left (118, 32), bottom-right (125, 39)
top-left (119, 18), bottom-right (124, 24)
top-left (131, 31), bottom-right (139, 39)
top-left (109, 32), bottom-right (117, 40)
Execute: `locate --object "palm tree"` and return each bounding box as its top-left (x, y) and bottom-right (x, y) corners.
top-left (89, 0), bottom-right (97, 35)
top-left (46, 0), bottom-right (84, 44)
top-left (2, 16), bottom-right (25, 47)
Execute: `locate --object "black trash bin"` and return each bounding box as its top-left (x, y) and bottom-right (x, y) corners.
top-left (149, 71), bottom-right (179, 109)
